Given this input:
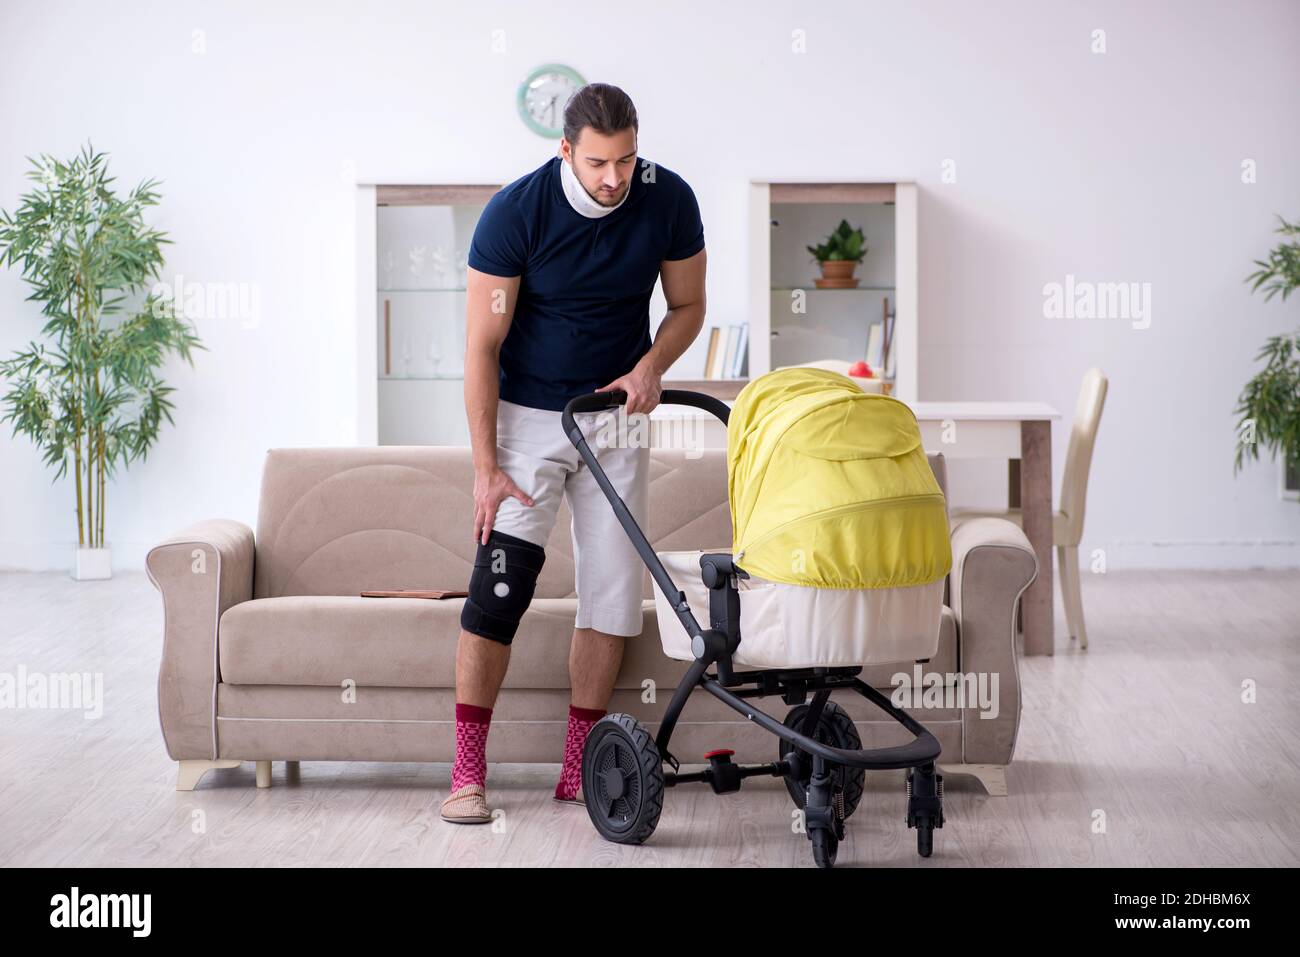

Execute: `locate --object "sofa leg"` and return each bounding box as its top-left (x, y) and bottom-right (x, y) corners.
top-left (177, 759), bottom-right (242, 791)
top-left (255, 760), bottom-right (272, 788)
top-left (938, 763), bottom-right (1008, 797)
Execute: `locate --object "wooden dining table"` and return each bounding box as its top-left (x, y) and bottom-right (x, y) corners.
top-left (908, 402), bottom-right (1061, 656)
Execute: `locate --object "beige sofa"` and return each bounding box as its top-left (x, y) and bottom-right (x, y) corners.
top-left (147, 445), bottom-right (1036, 795)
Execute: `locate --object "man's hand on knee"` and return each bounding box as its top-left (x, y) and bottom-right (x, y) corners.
top-left (473, 466), bottom-right (536, 546)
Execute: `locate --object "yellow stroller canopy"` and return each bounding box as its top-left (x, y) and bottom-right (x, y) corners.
top-left (728, 368), bottom-right (952, 589)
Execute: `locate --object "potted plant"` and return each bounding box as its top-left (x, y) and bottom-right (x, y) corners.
top-left (0, 143), bottom-right (204, 579)
top-left (1234, 215), bottom-right (1300, 487)
top-left (807, 219), bottom-right (868, 288)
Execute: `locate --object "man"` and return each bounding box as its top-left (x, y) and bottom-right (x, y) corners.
top-left (440, 83), bottom-right (707, 823)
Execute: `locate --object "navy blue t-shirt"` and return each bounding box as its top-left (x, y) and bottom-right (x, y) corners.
top-left (467, 156), bottom-right (705, 411)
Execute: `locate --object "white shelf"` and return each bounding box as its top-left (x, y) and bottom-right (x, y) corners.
top-left (380, 375), bottom-right (464, 381)
top-left (378, 287), bottom-right (467, 293)
top-left (771, 285), bottom-right (896, 292)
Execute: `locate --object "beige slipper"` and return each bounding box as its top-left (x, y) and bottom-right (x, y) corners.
top-left (440, 784), bottom-right (493, 824)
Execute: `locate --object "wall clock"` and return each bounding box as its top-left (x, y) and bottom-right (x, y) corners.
top-left (517, 64), bottom-right (586, 138)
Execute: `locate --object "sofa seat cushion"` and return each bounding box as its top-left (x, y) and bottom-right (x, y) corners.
top-left (218, 596), bottom-right (691, 691)
top-left (218, 596), bottom-right (957, 693)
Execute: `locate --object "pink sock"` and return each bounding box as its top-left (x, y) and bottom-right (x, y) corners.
top-left (451, 702), bottom-right (492, 792)
top-left (555, 704), bottom-right (605, 800)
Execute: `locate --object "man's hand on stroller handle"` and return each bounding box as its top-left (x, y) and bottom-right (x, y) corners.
top-left (473, 466), bottom-right (535, 545)
top-left (595, 356), bottom-right (662, 415)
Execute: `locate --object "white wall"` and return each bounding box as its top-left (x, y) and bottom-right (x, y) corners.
top-left (1, 0), bottom-right (1297, 570)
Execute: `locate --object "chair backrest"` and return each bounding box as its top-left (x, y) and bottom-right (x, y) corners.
top-left (252, 445), bottom-right (731, 601)
top-left (927, 452), bottom-right (948, 505)
top-left (1058, 368), bottom-right (1108, 545)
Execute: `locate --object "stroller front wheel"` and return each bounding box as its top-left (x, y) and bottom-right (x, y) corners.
top-left (581, 713), bottom-right (664, 845)
top-left (905, 765), bottom-right (944, 858)
top-left (916, 822), bottom-right (934, 858)
top-left (811, 826), bottom-right (838, 869)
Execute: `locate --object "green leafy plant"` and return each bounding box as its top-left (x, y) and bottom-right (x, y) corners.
top-left (1246, 216), bottom-right (1300, 302)
top-left (807, 219), bottom-right (868, 263)
top-left (0, 143), bottom-right (204, 549)
top-left (1234, 215), bottom-right (1300, 478)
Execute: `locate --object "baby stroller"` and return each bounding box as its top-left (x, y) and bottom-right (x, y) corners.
top-left (560, 367), bottom-right (952, 868)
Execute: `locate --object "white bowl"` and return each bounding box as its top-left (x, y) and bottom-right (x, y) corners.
top-left (848, 375), bottom-right (886, 393)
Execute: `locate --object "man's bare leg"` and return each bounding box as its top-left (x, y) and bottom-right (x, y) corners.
top-left (569, 626), bottom-right (625, 710)
top-left (456, 629), bottom-right (511, 707)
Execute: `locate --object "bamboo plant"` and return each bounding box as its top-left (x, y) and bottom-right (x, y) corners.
top-left (0, 143), bottom-right (204, 557)
top-left (1235, 215), bottom-right (1300, 483)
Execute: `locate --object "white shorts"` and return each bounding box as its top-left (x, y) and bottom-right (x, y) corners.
top-left (489, 398), bottom-right (650, 637)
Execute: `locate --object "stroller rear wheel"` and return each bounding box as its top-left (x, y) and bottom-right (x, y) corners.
top-left (779, 700), bottom-right (866, 820)
top-left (581, 713), bottom-right (664, 845)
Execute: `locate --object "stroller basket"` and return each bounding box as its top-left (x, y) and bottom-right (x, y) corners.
top-left (560, 369), bottom-right (950, 868)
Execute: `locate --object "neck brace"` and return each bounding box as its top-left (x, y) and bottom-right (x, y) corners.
top-left (559, 156), bottom-right (629, 218)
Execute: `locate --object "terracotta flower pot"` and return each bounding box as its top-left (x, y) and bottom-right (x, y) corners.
top-left (815, 259), bottom-right (860, 288)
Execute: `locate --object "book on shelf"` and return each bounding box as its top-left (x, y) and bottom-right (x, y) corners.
top-left (880, 296), bottom-right (894, 374)
top-left (701, 323), bottom-right (751, 380)
top-left (865, 323), bottom-right (884, 370)
top-left (722, 325), bottom-right (740, 379)
top-left (732, 323), bottom-right (748, 378)
top-left (703, 327), bottom-right (721, 379)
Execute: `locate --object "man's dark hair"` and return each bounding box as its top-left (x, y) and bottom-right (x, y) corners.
top-left (562, 83), bottom-right (638, 146)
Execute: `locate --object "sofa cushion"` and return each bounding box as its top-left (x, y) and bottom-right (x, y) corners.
top-left (218, 595), bottom-right (957, 693)
top-left (218, 595), bottom-right (695, 691)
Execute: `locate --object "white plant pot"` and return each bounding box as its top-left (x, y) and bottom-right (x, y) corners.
top-left (73, 544), bottom-right (113, 580)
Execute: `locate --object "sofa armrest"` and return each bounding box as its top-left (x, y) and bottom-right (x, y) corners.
top-left (949, 517), bottom-right (1038, 766)
top-left (145, 519), bottom-right (255, 760)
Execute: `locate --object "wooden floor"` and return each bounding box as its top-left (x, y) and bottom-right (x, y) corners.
top-left (1, 568), bottom-right (1297, 867)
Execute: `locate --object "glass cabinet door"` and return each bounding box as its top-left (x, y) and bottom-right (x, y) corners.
top-left (769, 201), bottom-right (896, 375)
top-left (375, 186), bottom-right (497, 445)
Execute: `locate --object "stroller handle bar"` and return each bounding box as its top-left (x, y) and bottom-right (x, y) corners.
top-left (561, 388), bottom-right (729, 644)
top-left (561, 388), bottom-right (731, 434)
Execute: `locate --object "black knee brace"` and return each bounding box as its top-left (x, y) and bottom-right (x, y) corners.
top-left (460, 529), bottom-right (546, 645)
